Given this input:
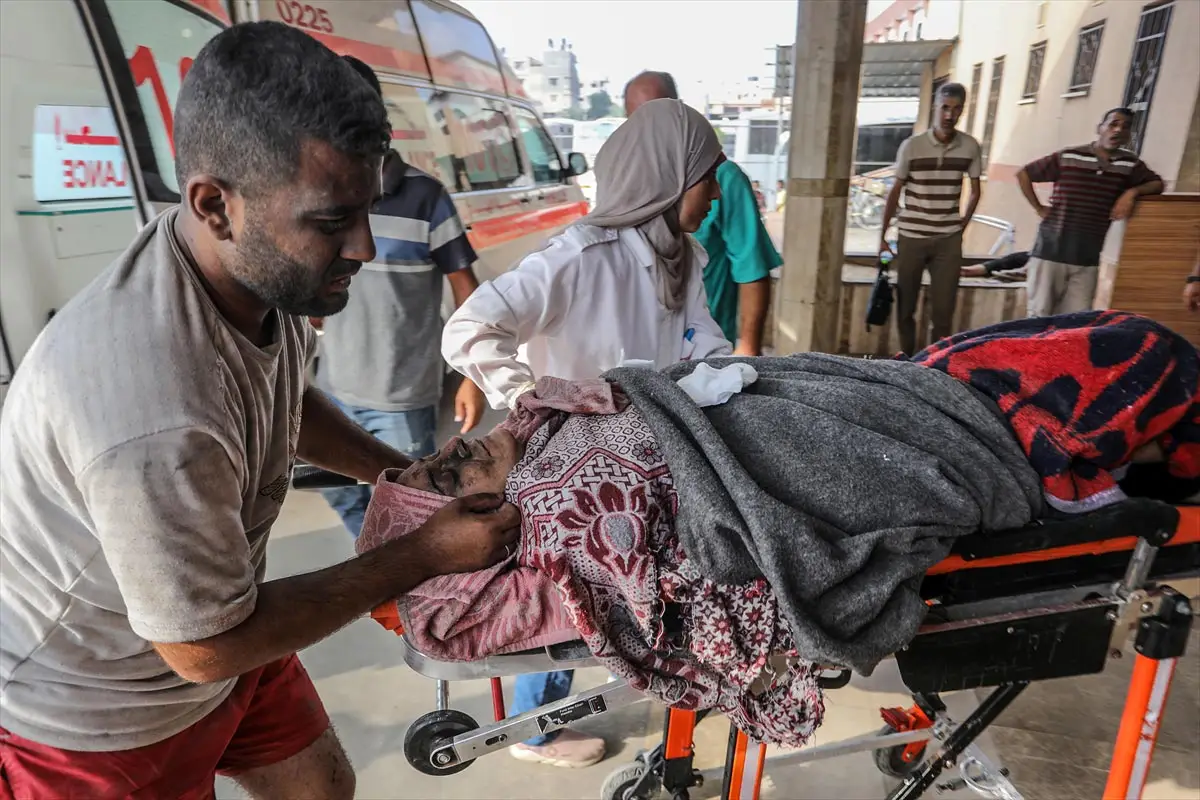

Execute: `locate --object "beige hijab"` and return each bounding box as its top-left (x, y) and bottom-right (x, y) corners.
top-left (582, 99), bottom-right (724, 310)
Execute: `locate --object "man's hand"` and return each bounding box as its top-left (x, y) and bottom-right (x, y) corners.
top-left (961, 265), bottom-right (988, 278)
top-left (408, 493), bottom-right (522, 575)
top-left (1185, 281), bottom-right (1200, 313)
top-left (1111, 189), bottom-right (1137, 221)
top-left (454, 380), bottom-right (486, 434)
top-left (1035, 205), bottom-right (1051, 220)
top-left (733, 343), bottom-right (760, 357)
top-left (879, 238), bottom-right (896, 258)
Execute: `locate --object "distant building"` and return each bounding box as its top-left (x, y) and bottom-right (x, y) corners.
top-left (507, 39), bottom-right (581, 115)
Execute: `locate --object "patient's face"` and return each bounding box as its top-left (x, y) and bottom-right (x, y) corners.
top-left (398, 429), bottom-right (524, 496)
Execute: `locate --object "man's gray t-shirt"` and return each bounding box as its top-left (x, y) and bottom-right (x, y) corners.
top-left (317, 163), bottom-right (475, 412)
top-left (0, 208), bottom-right (315, 751)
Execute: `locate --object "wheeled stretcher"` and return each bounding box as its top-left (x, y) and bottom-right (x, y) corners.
top-left (293, 465), bottom-right (1199, 800)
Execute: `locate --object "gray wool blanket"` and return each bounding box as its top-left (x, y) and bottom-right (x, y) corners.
top-left (604, 354), bottom-right (1044, 675)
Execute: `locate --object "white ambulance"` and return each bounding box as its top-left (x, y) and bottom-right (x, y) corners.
top-left (0, 0), bottom-right (589, 394)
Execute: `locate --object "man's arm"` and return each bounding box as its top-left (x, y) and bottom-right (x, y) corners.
top-left (715, 163), bottom-right (780, 356)
top-left (1017, 152), bottom-right (1060, 219)
top-left (155, 493), bottom-right (519, 683)
top-left (962, 177), bottom-right (982, 228)
top-left (432, 191), bottom-right (487, 432)
top-left (79, 429), bottom-right (520, 684)
top-left (1111, 162), bottom-right (1165, 220)
top-left (446, 270), bottom-right (487, 432)
top-left (297, 386), bottom-right (414, 481)
top-left (879, 178), bottom-right (905, 255)
top-left (1017, 169), bottom-right (1049, 219)
top-left (1185, 246), bottom-right (1200, 313)
top-left (879, 138), bottom-right (911, 255)
top-left (736, 280), bottom-right (771, 356)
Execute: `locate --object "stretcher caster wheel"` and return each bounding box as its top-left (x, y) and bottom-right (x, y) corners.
top-left (872, 724), bottom-right (927, 778)
top-left (403, 709), bottom-right (478, 776)
top-left (601, 761), bottom-right (660, 800)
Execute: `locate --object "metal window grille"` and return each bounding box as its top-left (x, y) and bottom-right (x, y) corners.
top-left (966, 63), bottom-right (983, 134)
top-left (1023, 41), bottom-right (1047, 99)
top-left (1068, 21), bottom-right (1106, 92)
top-left (1122, 1), bottom-right (1174, 154)
top-left (981, 57), bottom-right (1005, 169)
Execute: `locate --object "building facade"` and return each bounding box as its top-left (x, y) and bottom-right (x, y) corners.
top-left (939, 0), bottom-right (1200, 256)
top-left (507, 39), bottom-right (581, 115)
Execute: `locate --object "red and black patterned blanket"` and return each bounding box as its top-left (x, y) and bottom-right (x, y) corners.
top-left (910, 310), bottom-right (1200, 511)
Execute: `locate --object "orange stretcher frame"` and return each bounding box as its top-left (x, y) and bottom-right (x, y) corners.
top-left (686, 505), bottom-right (1200, 800)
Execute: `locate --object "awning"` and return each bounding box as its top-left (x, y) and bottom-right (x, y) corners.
top-left (861, 39), bottom-right (956, 98)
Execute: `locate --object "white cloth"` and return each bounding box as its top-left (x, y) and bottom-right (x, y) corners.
top-left (442, 223), bottom-right (732, 409)
top-left (676, 362), bottom-right (759, 407)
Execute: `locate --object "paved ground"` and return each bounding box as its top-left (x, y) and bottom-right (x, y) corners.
top-left (212, 392), bottom-right (1200, 800)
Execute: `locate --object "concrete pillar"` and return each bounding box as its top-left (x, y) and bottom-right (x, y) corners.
top-left (773, 0), bottom-right (868, 355)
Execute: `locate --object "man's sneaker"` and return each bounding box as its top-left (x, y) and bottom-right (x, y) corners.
top-left (509, 729), bottom-right (606, 768)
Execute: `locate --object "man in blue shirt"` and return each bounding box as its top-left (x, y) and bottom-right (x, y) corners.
top-left (314, 56), bottom-right (486, 539)
top-left (624, 71), bottom-right (781, 354)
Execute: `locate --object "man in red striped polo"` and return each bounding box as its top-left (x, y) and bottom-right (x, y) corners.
top-left (1017, 108), bottom-right (1163, 317)
top-left (880, 82), bottom-right (983, 355)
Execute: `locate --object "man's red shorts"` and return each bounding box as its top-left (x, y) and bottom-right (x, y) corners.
top-left (0, 655), bottom-right (329, 800)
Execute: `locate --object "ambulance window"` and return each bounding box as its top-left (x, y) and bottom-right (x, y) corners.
top-left (95, 0), bottom-right (225, 201)
top-left (431, 93), bottom-right (521, 193)
top-left (32, 106), bottom-right (133, 203)
top-left (513, 109), bottom-right (564, 186)
top-left (379, 82), bottom-right (460, 192)
top-left (409, 0), bottom-right (506, 96)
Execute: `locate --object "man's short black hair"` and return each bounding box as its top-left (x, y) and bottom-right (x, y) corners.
top-left (342, 55), bottom-right (383, 98)
top-left (1101, 107), bottom-right (1134, 124)
top-left (625, 70), bottom-right (679, 101)
top-left (936, 82), bottom-right (967, 103)
top-left (174, 21), bottom-right (390, 195)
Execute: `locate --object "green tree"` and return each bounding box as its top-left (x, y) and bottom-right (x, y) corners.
top-left (587, 91), bottom-right (614, 120)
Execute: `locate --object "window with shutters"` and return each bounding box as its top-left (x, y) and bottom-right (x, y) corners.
top-left (1121, 2), bottom-right (1174, 154)
top-left (1067, 22), bottom-right (1105, 93)
top-left (1022, 41), bottom-right (1047, 100)
top-left (981, 57), bottom-right (1005, 169)
top-left (966, 63), bottom-right (983, 134)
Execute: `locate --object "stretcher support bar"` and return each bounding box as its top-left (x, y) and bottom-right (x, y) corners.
top-left (1103, 592), bottom-right (1193, 800)
top-left (428, 680), bottom-right (645, 770)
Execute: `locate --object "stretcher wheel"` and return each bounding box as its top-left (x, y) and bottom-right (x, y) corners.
top-left (601, 761), bottom-right (659, 800)
top-left (403, 709), bottom-right (478, 776)
top-left (872, 724), bottom-right (927, 778)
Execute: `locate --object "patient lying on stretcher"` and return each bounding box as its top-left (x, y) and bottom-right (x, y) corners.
top-left (355, 310), bottom-right (1200, 747)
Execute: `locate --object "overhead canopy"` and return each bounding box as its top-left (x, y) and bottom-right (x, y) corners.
top-left (861, 39), bottom-right (956, 98)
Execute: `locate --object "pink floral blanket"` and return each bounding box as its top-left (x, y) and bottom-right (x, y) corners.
top-left (357, 377), bottom-right (824, 747)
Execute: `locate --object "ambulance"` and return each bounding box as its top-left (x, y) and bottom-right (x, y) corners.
top-left (0, 0), bottom-right (590, 394)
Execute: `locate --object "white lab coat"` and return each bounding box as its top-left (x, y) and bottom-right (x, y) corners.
top-left (442, 223), bottom-right (733, 409)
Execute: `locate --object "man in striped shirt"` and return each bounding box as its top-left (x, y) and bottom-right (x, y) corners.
top-left (880, 82), bottom-right (982, 354)
top-left (1017, 107), bottom-right (1163, 317)
top-left (315, 57), bottom-right (486, 539)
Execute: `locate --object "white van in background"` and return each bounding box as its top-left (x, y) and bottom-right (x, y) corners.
top-left (0, 0), bottom-right (588, 395)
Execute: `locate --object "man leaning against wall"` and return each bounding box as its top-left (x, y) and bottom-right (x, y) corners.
top-left (1016, 107), bottom-right (1164, 317)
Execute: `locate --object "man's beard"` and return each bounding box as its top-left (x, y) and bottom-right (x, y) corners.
top-left (229, 223), bottom-right (358, 318)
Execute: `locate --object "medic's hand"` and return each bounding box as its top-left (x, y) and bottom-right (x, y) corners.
top-left (410, 493), bottom-right (521, 576)
top-left (454, 380), bottom-right (486, 434)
